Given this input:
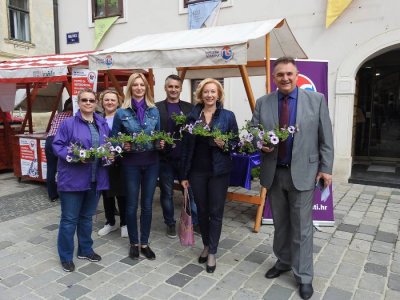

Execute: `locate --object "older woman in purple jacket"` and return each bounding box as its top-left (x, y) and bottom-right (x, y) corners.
top-left (53, 88), bottom-right (110, 273)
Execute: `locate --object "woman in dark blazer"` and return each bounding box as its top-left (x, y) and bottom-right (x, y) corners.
top-left (180, 78), bottom-right (238, 273)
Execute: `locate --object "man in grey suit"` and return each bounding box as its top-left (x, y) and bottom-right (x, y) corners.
top-left (252, 57), bottom-right (334, 300)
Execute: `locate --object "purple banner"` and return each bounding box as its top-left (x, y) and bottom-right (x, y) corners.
top-left (263, 59), bottom-right (334, 226)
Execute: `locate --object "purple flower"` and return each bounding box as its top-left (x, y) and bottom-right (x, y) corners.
top-left (245, 133), bottom-right (253, 142)
top-left (256, 140), bottom-right (263, 149)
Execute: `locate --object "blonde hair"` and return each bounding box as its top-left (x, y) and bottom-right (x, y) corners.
top-left (194, 78), bottom-right (224, 106)
top-left (122, 73), bottom-right (154, 109)
top-left (99, 89), bottom-right (123, 111)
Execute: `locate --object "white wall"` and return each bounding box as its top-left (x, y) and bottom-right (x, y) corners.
top-left (57, 0), bottom-right (400, 180)
top-left (0, 0), bottom-right (55, 59)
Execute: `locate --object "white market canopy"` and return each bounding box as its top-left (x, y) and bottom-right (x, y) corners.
top-left (0, 51), bottom-right (97, 83)
top-left (89, 18), bottom-right (307, 76)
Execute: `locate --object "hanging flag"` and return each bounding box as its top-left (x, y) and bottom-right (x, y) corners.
top-left (326, 0), bottom-right (353, 28)
top-left (204, 1), bottom-right (222, 27)
top-left (188, 0), bottom-right (221, 29)
top-left (94, 16), bottom-right (119, 48)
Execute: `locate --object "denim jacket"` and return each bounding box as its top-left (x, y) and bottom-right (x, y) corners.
top-left (180, 102), bottom-right (238, 179)
top-left (111, 106), bottom-right (160, 151)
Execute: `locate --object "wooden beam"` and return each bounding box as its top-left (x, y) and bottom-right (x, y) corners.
top-left (176, 61), bottom-right (267, 72)
top-left (148, 68), bottom-right (155, 98)
top-left (26, 85), bottom-right (33, 133)
top-left (64, 80), bottom-right (72, 96)
top-left (46, 83), bottom-right (64, 132)
top-left (238, 65), bottom-right (256, 112)
top-left (20, 83), bottom-right (39, 134)
top-left (179, 67), bottom-right (187, 81)
top-left (106, 70), bottom-right (124, 99)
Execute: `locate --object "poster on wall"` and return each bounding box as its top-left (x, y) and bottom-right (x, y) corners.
top-left (19, 138), bottom-right (39, 178)
top-left (71, 68), bottom-right (98, 114)
top-left (40, 139), bottom-right (47, 180)
top-left (262, 59), bottom-right (334, 226)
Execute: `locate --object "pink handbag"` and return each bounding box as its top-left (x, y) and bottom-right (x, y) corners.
top-left (178, 188), bottom-right (195, 246)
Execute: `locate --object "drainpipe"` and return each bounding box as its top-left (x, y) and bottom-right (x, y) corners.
top-left (53, 0), bottom-right (60, 54)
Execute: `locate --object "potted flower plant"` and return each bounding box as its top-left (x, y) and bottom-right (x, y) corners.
top-left (93, 142), bottom-right (123, 166)
top-left (236, 121), bottom-right (299, 154)
top-left (66, 142), bottom-right (96, 163)
top-left (180, 120), bottom-right (213, 138)
top-left (210, 128), bottom-right (237, 152)
top-left (151, 130), bottom-right (176, 150)
top-left (171, 112), bottom-right (187, 126)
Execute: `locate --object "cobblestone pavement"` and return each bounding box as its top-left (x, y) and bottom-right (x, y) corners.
top-left (0, 171), bottom-right (399, 299)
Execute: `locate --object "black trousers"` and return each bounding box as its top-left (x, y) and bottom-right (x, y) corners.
top-left (101, 193), bottom-right (127, 227)
top-left (189, 171), bottom-right (230, 254)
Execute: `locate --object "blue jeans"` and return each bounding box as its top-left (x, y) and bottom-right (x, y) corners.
top-left (159, 160), bottom-right (198, 225)
top-left (123, 163), bottom-right (159, 245)
top-left (58, 183), bottom-right (99, 263)
top-left (45, 136), bottom-right (58, 199)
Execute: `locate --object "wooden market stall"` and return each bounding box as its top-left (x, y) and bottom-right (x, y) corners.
top-left (88, 19), bottom-right (307, 232)
top-left (0, 51), bottom-right (136, 181)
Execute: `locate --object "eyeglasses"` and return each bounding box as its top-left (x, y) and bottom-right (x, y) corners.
top-left (80, 98), bottom-right (96, 103)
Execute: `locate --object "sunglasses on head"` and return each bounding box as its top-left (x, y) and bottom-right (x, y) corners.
top-left (80, 98), bottom-right (96, 103)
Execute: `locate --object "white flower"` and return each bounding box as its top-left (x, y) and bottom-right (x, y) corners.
top-left (66, 155), bottom-right (73, 162)
top-left (79, 150), bottom-right (86, 158)
top-left (270, 136), bottom-right (279, 145)
top-left (288, 126), bottom-right (296, 134)
top-left (115, 146), bottom-right (122, 153)
top-left (239, 129), bottom-right (249, 139)
top-left (256, 140), bottom-right (263, 149)
top-left (245, 133), bottom-right (253, 142)
top-left (109, 146), bottom-right (115, 152)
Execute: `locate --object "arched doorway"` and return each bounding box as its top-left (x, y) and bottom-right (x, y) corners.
top-left (334, 29), bottom-right (400, 187)
top-left (350, 49), bottom-right (400, 187)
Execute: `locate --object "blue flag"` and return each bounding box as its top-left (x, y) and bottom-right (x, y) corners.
top-left (188, 0), bottom-right (221, 29)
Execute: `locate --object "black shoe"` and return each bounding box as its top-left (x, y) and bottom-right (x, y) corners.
top-left (198, 255), bottom-right (207, 264)
top-left (50, 196), bottom-right (59, 202)
top-left (129, 245), bottom-right (139, 259)
top-left (141, 246), bottom-right (156, 260)
top-left (206, 263), bottom-right (216, 273)
top-left (77, 252), bottom-right (102, 262)
top-left (61, 261), bottom-right (75, 272)
top-left (166, 224), bottom-right (177, 238)
top-left (265, 266), bottom-right (291, 279)
top-left (299, 283), bottom-right (313, 300)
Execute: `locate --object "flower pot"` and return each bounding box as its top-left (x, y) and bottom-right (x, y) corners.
top-left (153, 139), bottom-right (163, 150)
top-left (263, 142), bottom-right (276, 149)
top-left (82, 157), bottom-right (95, 163)
top-left (130, 142), bottom-right (147, 153)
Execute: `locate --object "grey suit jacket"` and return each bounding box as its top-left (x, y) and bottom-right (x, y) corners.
top-left (252, 88), bottom-right (334, 191)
